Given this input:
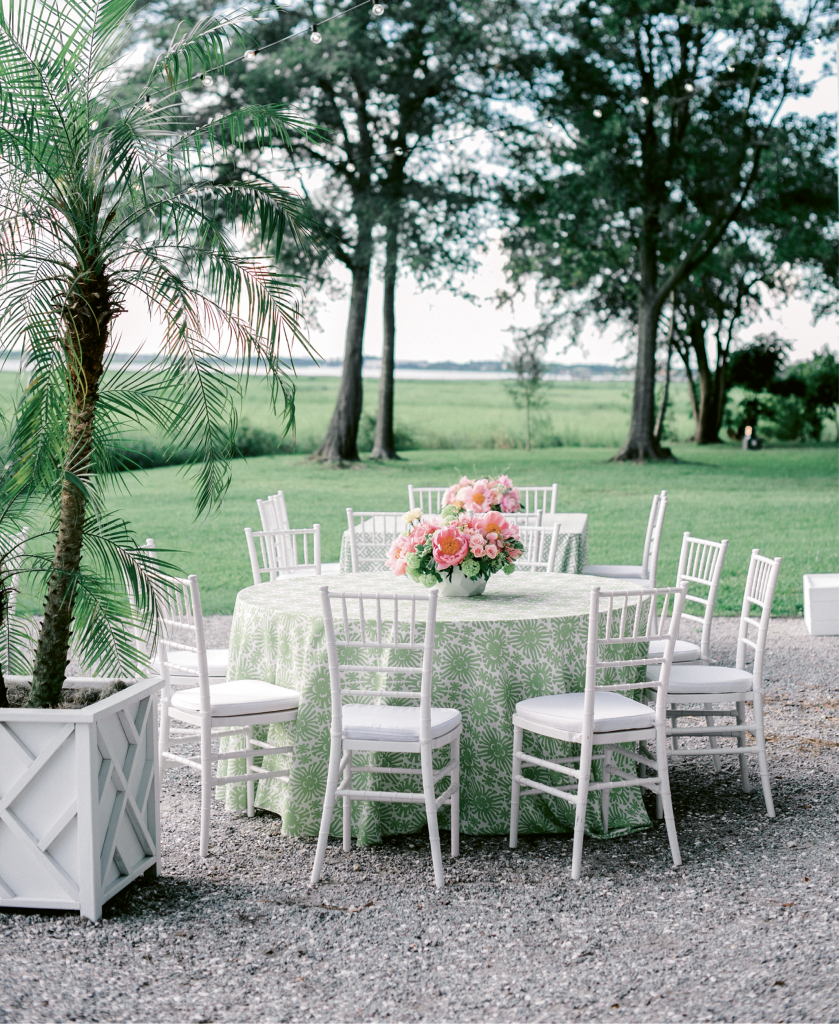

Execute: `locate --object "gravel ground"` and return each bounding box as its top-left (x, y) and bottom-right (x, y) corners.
top-left (1, 618), bottom-right (837, 1024)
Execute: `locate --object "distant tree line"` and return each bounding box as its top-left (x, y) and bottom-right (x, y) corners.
top-left (130, 0), bottom-right (838, 461)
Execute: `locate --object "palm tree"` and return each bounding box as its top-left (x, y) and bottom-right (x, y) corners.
top-left (0, 0), bottom-right (321, 707)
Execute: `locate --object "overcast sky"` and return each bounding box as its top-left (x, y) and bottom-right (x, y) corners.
top-left (115, 54), bottom-right (838, 367)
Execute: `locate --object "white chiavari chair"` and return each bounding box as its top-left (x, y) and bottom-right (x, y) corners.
top-left (346, 509), bottom-right (405, 573)
top-left (407, 485), bottom-right (448, 514)
top-left (257, 491), bottom-right (339, 573)
top-left (158, 575), bottom-right (299, 856)
top-left (647, 532), bottom-right (729, 665)
top-left (510, 583), bottom-right (687, 879)
top-left (138, 539), bottom-right (229, 682)
top-left (584, 489), bottom-right (667, 587)
top-left (647, 549), bottom-right (782, 817)
top-left (245, 525), bottom-right (322, 584)
top-left (310, 587), bottom-right (461, 889)
top-left (516, 522), bottom-right (561, 572)
top-left (257, 490), bottom-right (292, 533)
top-left (517, 484), bottom-right (558, 515)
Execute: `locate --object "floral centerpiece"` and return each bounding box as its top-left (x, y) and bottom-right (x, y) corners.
top-left (387, 505), bottom-right (524, 597)
top-left (442, 474), bottom-right (521, 515)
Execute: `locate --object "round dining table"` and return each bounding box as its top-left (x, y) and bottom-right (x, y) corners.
top-left (219, 570), bottom-right (653, 845)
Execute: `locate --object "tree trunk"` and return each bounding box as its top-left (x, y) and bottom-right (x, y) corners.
top-left (676, 341), bottom-right (700, 426)
top-left (615, 292), bottom-right (672, 461)
top-left (692, 321), bottom-right (723, 444)
top-left (27, 271), bottom-right (112, 708)
top-left (371, 217), bottom-right (399, 460)
top-left (653, 299), bottom-right (675, 443)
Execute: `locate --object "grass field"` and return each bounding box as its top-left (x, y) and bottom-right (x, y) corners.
top-left (0, 371), bottom-right (702, 451)
top-left (5, 370), bottom-right (835, 620)
top-left (15, 443), bottom-right (833, 619)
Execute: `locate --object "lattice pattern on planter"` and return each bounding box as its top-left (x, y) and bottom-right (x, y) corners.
top-left (0, 683), bottom-right (160, 918)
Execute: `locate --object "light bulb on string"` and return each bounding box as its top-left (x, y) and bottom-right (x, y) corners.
top-left (201, 73), bottom-right (213, 86)
top-left (244, 48), bottom-right (258, 60)
top-left (685, 83), bottom-right (694, 93)
top-left (394, 146), bottom-right (404, 155)
top-left (593, 108), bottom-right (602, 118)
top-left (726, 64), bottom-right (735, 72)
top-left (310, 24), bottom-right (322, 43)
top-left (143, 95), bottom-right (152, 110)
top-left (640, 96), bottom-right (649, 105)
top-left (372, 3), bottom-right (385, 14)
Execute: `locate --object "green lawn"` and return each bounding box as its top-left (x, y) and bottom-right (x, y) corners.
top-left (19, 443), bottom-right (830, 618)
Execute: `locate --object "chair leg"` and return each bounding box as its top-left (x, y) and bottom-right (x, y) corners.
top-left (571, 743), bottom-right (592, 882)
top-left (199, 717), bottom-right (212, 858)
top-left (310, 738), bottom-right (342, 887)
top-left (158, 701), bottom-right (171, 784)
top-left (655, 723), bottom-right (681, 867)
top-left (342, 756), bottom-right (352, 853)
top-left (245, 725), bottom-right (255, 818)
top-left (601, 747), bottom-right (611, 834)
top-left (450, 733), bottom-right (460, 859)
top-left (753, 701), bottom-right (776, 818)
top-left (736, 701), bottom-right (751, 794)
top-left (705, 703), bottom-right (721, 772)
top-left (420, 743), bottom-right (444, 888)
top-left (509, 725), bottom-right (523, 850)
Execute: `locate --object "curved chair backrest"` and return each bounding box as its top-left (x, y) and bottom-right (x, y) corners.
top-left (245, 525), bottom-right (321, 585)
top-left (675, 532), bottom-right (729, 662)
top-left (643, 490), bottom-right (668, 586)
top-left (504, 511), bottom-right (543, 527)
top-left (736, 549), bottom-right (782, 692)
top-left (158, 574), bottom-right (211, 707)
top-left (585, 583), bottom-right (687, 722)
top-left (257, 491), bottom-right (291, 532)
top-left (320, 587), bottom-right (439, 741)
top-left (346, 509), bottom-right (404, 573)
top-left (517, 523), bottom-right (561, 572)
top-left (407, 486), bottom-right (448, 515)
top-left (517, 485), bottom-right (558, 516)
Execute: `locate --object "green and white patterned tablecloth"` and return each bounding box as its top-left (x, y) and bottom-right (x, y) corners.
top-left (220, 569), bottom-right (653, 845)
top-left (338, 513), bottom-right (588, 574)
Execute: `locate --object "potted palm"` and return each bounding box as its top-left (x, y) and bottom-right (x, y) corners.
top-left (0, 0), bottom-right (319, 919)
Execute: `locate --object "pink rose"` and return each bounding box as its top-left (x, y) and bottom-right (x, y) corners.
top-left (470, 537), bottom-right (486, 557)
top-left (485, 542), bottom-right (499, 559)
top-left (499, 492), bottom-right (520, 513)
top-left (432, 526), bottom-right (469, 568)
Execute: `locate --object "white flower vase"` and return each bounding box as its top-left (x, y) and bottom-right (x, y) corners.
top-left (435, 566), bottom-right (488, 598)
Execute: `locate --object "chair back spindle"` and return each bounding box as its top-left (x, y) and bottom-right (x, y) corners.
top-left (245, 525), bottom-right (322, 584)
top-left (674, 532), bottom-right (729, 662)
top-left (346, 509), bottom-right (405, 573)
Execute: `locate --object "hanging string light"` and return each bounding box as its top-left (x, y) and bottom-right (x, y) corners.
top-left (310, 24), bottom-right (322, 44)
top-left (143, 94), bottom-right (152, 110)
top-left (244, 48), bottom-right (259, 60)
top-left (372, 3), bottom-right (385, 13)
top-left (201, 73), bottom-right (213, 86)
top-left (593, 108), bottom-right (602, 118)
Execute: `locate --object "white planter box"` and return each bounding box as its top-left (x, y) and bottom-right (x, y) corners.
top-left (0, 677), bottom-right (162, 921)
top-left (803, 573), bottom-right (839, 636)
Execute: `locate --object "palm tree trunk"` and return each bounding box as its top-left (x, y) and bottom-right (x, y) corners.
top-left (27, 274), bottom-right (111, 708)
top-left (371, 218), bottom-right (399, 461)
top-left (315, 222), bottom-right (374, 463)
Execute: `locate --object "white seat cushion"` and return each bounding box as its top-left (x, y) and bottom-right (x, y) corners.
top-left (160, 648), bottom-right (229, 677)
top-left (342, 704), bottom-right (461, 743)
top-left (646, 664), bottom-right (754, 694)
top-left (647, 638), bottom-right (701, 663)
top-left (583, 564), bottom-right (645, 579)
top-left (171, 679), bottom-right (300, 717)
top-left (515, 692), bottom-right (654, 734)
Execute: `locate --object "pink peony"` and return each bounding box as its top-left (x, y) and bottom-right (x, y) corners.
top-left (508, 544), bottom-right (524, 560)
top-left (386, 537), bottom-right (408, 575)
top-left (499, 491), bottom-right (521, 513)
top-left (477, 510), bottom-right (508, 541)
top-left (432, 526), bottom-right (469, 568)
